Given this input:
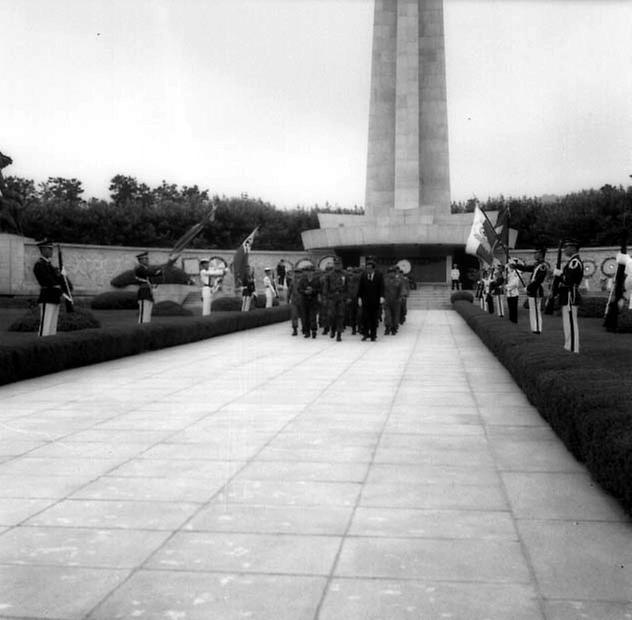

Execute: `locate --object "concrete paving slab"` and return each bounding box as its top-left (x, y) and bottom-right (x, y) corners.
top-left (1, 309), bottom-right (631, 619)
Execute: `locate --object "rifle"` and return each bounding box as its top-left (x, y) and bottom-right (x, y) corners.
top-left (544, 240), bottom-right (563, 315)
top-left (57, 245), bottom-right (74, 313)
top-left (603, 229), bottom-right (628, 331)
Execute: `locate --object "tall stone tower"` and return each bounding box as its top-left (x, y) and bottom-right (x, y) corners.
top-left (302, 0), bottom-right (472, 284)
top-left (366, 0), bottom-right (451, 218)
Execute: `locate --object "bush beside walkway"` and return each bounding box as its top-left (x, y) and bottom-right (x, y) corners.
top-left (0, 307), bottom-right (290, 387)
top-left (452, 299), bottom-right (632, 516)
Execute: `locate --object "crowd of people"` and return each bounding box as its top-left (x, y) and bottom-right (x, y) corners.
top-left (473, 239), bottom-right (585, 353)
top-left (283, 257), bottom-right (409, 342)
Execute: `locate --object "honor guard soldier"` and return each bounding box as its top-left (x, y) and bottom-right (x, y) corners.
top-left (555, 238), bottom-right (584, 353)
top-left (241, 267), bottom-right (256, 312)
top-left (263, 267), bottom-right (278, 308)
top-left (450, 264), bottom-right (461, 290)
top-left (490, 264), bottom-right (506, 319)
top-left (199, 258), bottom-right (225, 316)
top-left (322, 257), bottom-right (348, 342)
top-left (514, 246), bottom-right (548, 333)
top-left (298, 264), bottom-right (321, 338)
top-left (135, 251), bottom-right (163, 324)
top-left (33, 239), bottom-right (65, 336)
top-left (383, 266), bottom-right (403, 335)
top-left (505, 258), bottom-right (522, 324)
top-left (344, 267), bottom-right (361, 335)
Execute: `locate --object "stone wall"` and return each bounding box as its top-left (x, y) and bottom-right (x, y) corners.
top-left (0, 234), bottom-right (328, 297)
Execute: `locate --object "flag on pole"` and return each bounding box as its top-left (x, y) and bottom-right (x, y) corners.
top-left (232, 227), bottom-right (258, 287)
top-left (466, 206), bottom-right (496, 266)
top-left (167, 206), bottom-right (217, 264)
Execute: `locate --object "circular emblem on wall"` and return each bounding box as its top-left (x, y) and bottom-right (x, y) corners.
top-left (295, 258), bottom-right (314, 270)
top-left (601, 257), bottom-right (617, 276)
top-left (396, 259), bottom-right (412, 275)
top-left (318, 256), bottom-right (336, 270)
top-left (209, 256), bottom-right (227, 271)
top-left (583, 259), bottom-right (596, 278)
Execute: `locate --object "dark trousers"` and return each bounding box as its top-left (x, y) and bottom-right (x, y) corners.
top-left (507, 296), bottom-right (518, 323)
top-left (301, 298), bottom-right (319, 333)
top-left (362, 305), bottom-right (380, 339)
top-left (451, 279), bottom-right (461, 290)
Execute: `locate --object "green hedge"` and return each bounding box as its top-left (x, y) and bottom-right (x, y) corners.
top-left (452, 299), bottom-right (632, 515)
top-left (9, 307), bottom-right (101, 332)
top-left (0, 306), bottom-right (291, 386)
top-left (91, 290), bottom-right (138, 310)
top-left (152, 301), bottom-right (193, 316)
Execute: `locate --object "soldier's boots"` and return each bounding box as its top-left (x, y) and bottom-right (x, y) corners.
top-left (304, 331), bottom-right (310, 338)
top-left (322, 327), bottom-right (329, 335)
top-left (292, 327), bottom-right (298, 336)
top-left (351, 327), bottom-right (356, 335)
top-left (385, 327), bottom-right (391, 335)
top-left (312, 330), bottom-right (317, 339)
top-left (330, 329), bottom-right (336, 339)
top-left (336, 332), bottom-right (342, 342)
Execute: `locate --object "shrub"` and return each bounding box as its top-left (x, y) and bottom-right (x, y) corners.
top-left (9, 306), bottom-right (101, 332)
top-left (450, 291), bottom-right (473, 303)
top-left (91, 290), bottom-right (138, 310)
top-left (577, 295), bottom-right (607, 318)
top-left (617, 307), bottom-right (632, 333)
top-left (0, 306), bottom-right (291, 386)
top-left (452, 299), bottom-right (632, 516)
top-left (211, 296), bottom-right (244, 312)
top-left (110, 265), bottom-right (190, 288)
top-left (152, 301), bottom-right (192, 316)
top-left (254, 294), bottom-right (279, 308)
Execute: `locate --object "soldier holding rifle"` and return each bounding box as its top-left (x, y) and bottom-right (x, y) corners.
top-left (513, 246), bottom-right (548, 334)
top-left (33, 239), bottom-right (71, 336)
top-left (554, 238), bottom-right (584, 353)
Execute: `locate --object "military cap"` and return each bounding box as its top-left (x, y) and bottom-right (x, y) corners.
top-left (264, 267), bottom-right (271, 271)
top-left (36, 238), bottom-right (53, 248)
top-left (136, 251), bottom-right (149, 260)
top-left (562, 238), bottom-right (580, 248)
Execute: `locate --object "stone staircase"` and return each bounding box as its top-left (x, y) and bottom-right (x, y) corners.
top-left (406, 284), bottom-right (453, 310)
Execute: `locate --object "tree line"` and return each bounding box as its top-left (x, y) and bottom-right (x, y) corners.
top-left (4, 174), bottom-right (631, 250)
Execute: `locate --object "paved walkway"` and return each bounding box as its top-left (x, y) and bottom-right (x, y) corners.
top-left (0, 310), bottom-right (630, 620)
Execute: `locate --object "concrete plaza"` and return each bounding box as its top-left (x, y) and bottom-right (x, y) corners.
top-left (0, 310), bottom-right (630, 619)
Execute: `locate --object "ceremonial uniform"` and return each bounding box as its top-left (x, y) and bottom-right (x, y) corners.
top-left (33, 240), bottom-right (64, 336)
top-left (490, 267), bottom-right (505, 318)
top-left (383, 268), bottom-right (403, 335)
top-left (505, 261), bottom-right (521, 324)
top-left (135, 252), bottom-right (162, 324)
top-left (322, 260), bottom-right (348, 341)
top-left (199, 260), bottom-right (225, 316)
top-left (557, 244), bottom-right (584, 353)
top-left (241, 270), bottom-right (256, 311)
top-left (297, 267), bottom-right (321, 338)
top-left (450, 265), bottom-right (461, 290)
top-left (515, 250), bottom-right (548, 333)
top-left (263, 268), bottom-right (277, 308)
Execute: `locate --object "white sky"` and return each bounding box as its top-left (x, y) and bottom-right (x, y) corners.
top-left (2, 0), bottom-right (632, 207)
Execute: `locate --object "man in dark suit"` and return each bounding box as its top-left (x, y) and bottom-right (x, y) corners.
top-left (33, 238), bottom-right (65, 336)
top-left (357, 258), bottom-right (385, 341)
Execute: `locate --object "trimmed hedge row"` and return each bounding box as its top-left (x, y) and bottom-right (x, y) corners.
top-left (452, 300), bottom-right (632, 515)
top-left (0, 306), bottom-right (291, 386)
top-left (9, 307), bottom-right (101, 332)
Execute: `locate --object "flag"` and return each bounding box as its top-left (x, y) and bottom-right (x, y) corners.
top-left (232, 227), bottom-right (258, 286)
top-left (168, 206), bottom-right (217, 263)
top-left (466, 206), bottom-right (496, 265)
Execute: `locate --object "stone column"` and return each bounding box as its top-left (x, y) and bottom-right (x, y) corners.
top-left (365, 0), bottom-right (451, 219)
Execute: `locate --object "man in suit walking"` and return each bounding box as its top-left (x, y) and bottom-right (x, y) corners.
top-left (357, 258), bottom-right (385, 341)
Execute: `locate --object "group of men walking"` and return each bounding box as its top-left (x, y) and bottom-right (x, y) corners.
top-left (474, 239), bottom-right (584, 353)
top-left (285, 257), bottom-right (409, 342)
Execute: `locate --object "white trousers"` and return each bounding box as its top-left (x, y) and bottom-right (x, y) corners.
top-left (138, 300), bottom-right (153, 324)
top-left (241, 295), bottom-right (252, 312)
top-left (38, 303), bottom-right (59, 336)
top-left (528, 297), bottom-right (542, 333)
top-left (265, 289), bottom-right (274, 308)
top-left (201, 287), bottom-right (212, 316)
top-left (495, 295), bottom-right (505, 318)
top-left (562, 303), bottom-right (580, 353)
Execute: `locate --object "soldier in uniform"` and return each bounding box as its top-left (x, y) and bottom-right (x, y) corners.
top-left (344, 267), bottom-right (361, 335)
top-left (398, 267), bottom-right (409, 325)
top-left (33, 239), bottom-right (65, 336)
top-left (555, 238), bottom-right (584, 353)
top-left (505, 258), bottom-right (522, 324)
top-left (263, 267), bottom-right (278, 308)
top-left (298, 264), bottom-right (321, 338)
top-left (322, 257), bottom-right (349, 342)
top-left (383, 266), bottom-right (403, 335)
top-left (319, 265), bottom-right (333, 335)
top-left (241, 267), bottom-right (256, 311)
top-left (490, 264), bottom-right (506, 319)
top-left (135, 251), bottom-right (163, 324)
top-left (287, 267), bottom-right (302, 336)
top-left (514, 246), bottom-right (548, 334)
